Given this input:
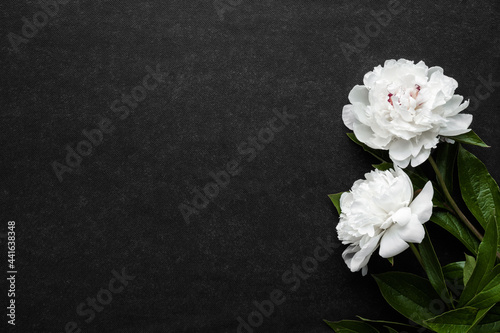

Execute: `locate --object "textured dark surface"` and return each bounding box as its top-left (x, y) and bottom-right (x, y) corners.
top-left (1, 0), bottom-right (500, 332)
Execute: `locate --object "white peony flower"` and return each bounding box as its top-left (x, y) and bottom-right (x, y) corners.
top-left (336, 167), bottom-right (433, 275)
top-left (342, 59), bottom-right (472, 168)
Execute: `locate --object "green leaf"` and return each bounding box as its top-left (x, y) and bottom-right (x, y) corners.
top-left (372, 272), bottom-right (439, 326)
top-left (471, 304), bottom-right (500, 333)
top-left (458, 217), bottom-right (498, 307)
top-left (418, 227), bottom-right (451, 306)
top-left (387, 257), bottom-right (394, 266)
top-left (355, 317), bottom-right (419, 333)
top-left (324, 319), bottom-right (380, 332)
top-left (425, 305), bottom-right (500, 333)
top-left (457, 145), bottom-right (500, 231)
top-left (442, 261), bottom-right (465, 301)
top-left (442, 261), bottom-right (465, 282)
top-left (346, 133), bottom-right (390, 163)
top-left (467, 265), bottom-right (500, 309)
top-left (446, 130), bottom-right (490, 148)
top-left (383, 327), bottom-right (398, 333)
top-left (464, 254), bottom-right (476, 286)
top-left (356, 316), bottom-right (414, 328)
top-left (430, 211), bottom-right (480, 255)
top-left (424, 306), bottom-right (479, 333)
top-left (467, 304), bottom-right (496, 332)
top-left (435, 142), bottom-right (458, 193)
top-left (328, 192), bottom-right (344, 215)
top-left (373, 162), bottom-right (393, 171)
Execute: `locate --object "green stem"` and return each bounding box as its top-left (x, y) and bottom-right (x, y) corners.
top-left (429, 155), bottom-right (500, 261)
top-left (428, 155), bottom-right (484, 241)
top-left (409, 243), bottom-right (424, 269)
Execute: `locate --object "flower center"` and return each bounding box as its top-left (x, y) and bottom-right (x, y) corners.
top-left (387, 84), bottom-right (421, 109)
top-left (388, 93), bottom-right (394, 106)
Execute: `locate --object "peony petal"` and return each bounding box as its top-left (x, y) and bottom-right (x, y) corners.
top-left (389, 139), bottom-right (413, 161)
top-left (439, 114), bottom-right (473, 136)
top-left (379, 225), bottom-right (409, 258)
top-left (409, 181), bottom-right (434, 222)
top-left (342, 104), bottom-right (355, 130)
top-left (450, 98), bottom-right (469, 117)
top-left (397, 215), bottom-right (425, 243)
top-left (392, 207), bottom-right (412, 226)
top-left (341, 245), bottom-right (359, 272)
top-left (353, 122), bottom-right (376, 147)
top-left (427, 66), bottom-right (443, 79)
top-left (393, 156), bottom-right (411, 168)
top-left (410, 138), bottom-right (423, 157)
top-left (349, 233), bottom-right (383, 272)
top-left (371, 134), bottom-right (393, 148)
top-left (348, 85), bottom-right (370, 105)
top-left (438, 95), bottom-right (469, 117)
top-left (410, 147), bottom-right (431, 167)
top-left (339, 192), bottom-right (353, 208)
top-left (394, 167), bottom-right (414, 203)
top-left (363, 65), bottom-right (384, 87)
top-left (420, 130), bottom-right (440, 149)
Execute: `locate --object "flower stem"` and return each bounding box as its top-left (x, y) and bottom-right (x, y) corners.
top-left (409, 243), bottom-right (424, 269)
top-left (428, 155), bottom-right (484, 241)
top-left (429, 156), bottom-right (500, 261)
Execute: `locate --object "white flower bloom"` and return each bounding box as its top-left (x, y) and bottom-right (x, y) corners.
top-left (342, 59), bottom-right (472, 168)
top-left (336, 167), bottom-right (433, 275)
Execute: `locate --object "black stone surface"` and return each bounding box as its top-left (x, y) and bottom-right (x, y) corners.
top-left (1, 0), bottom-right (500, 332)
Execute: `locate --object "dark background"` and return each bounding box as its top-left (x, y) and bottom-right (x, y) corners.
top-left (1, 0), bottom-right (500, 332)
